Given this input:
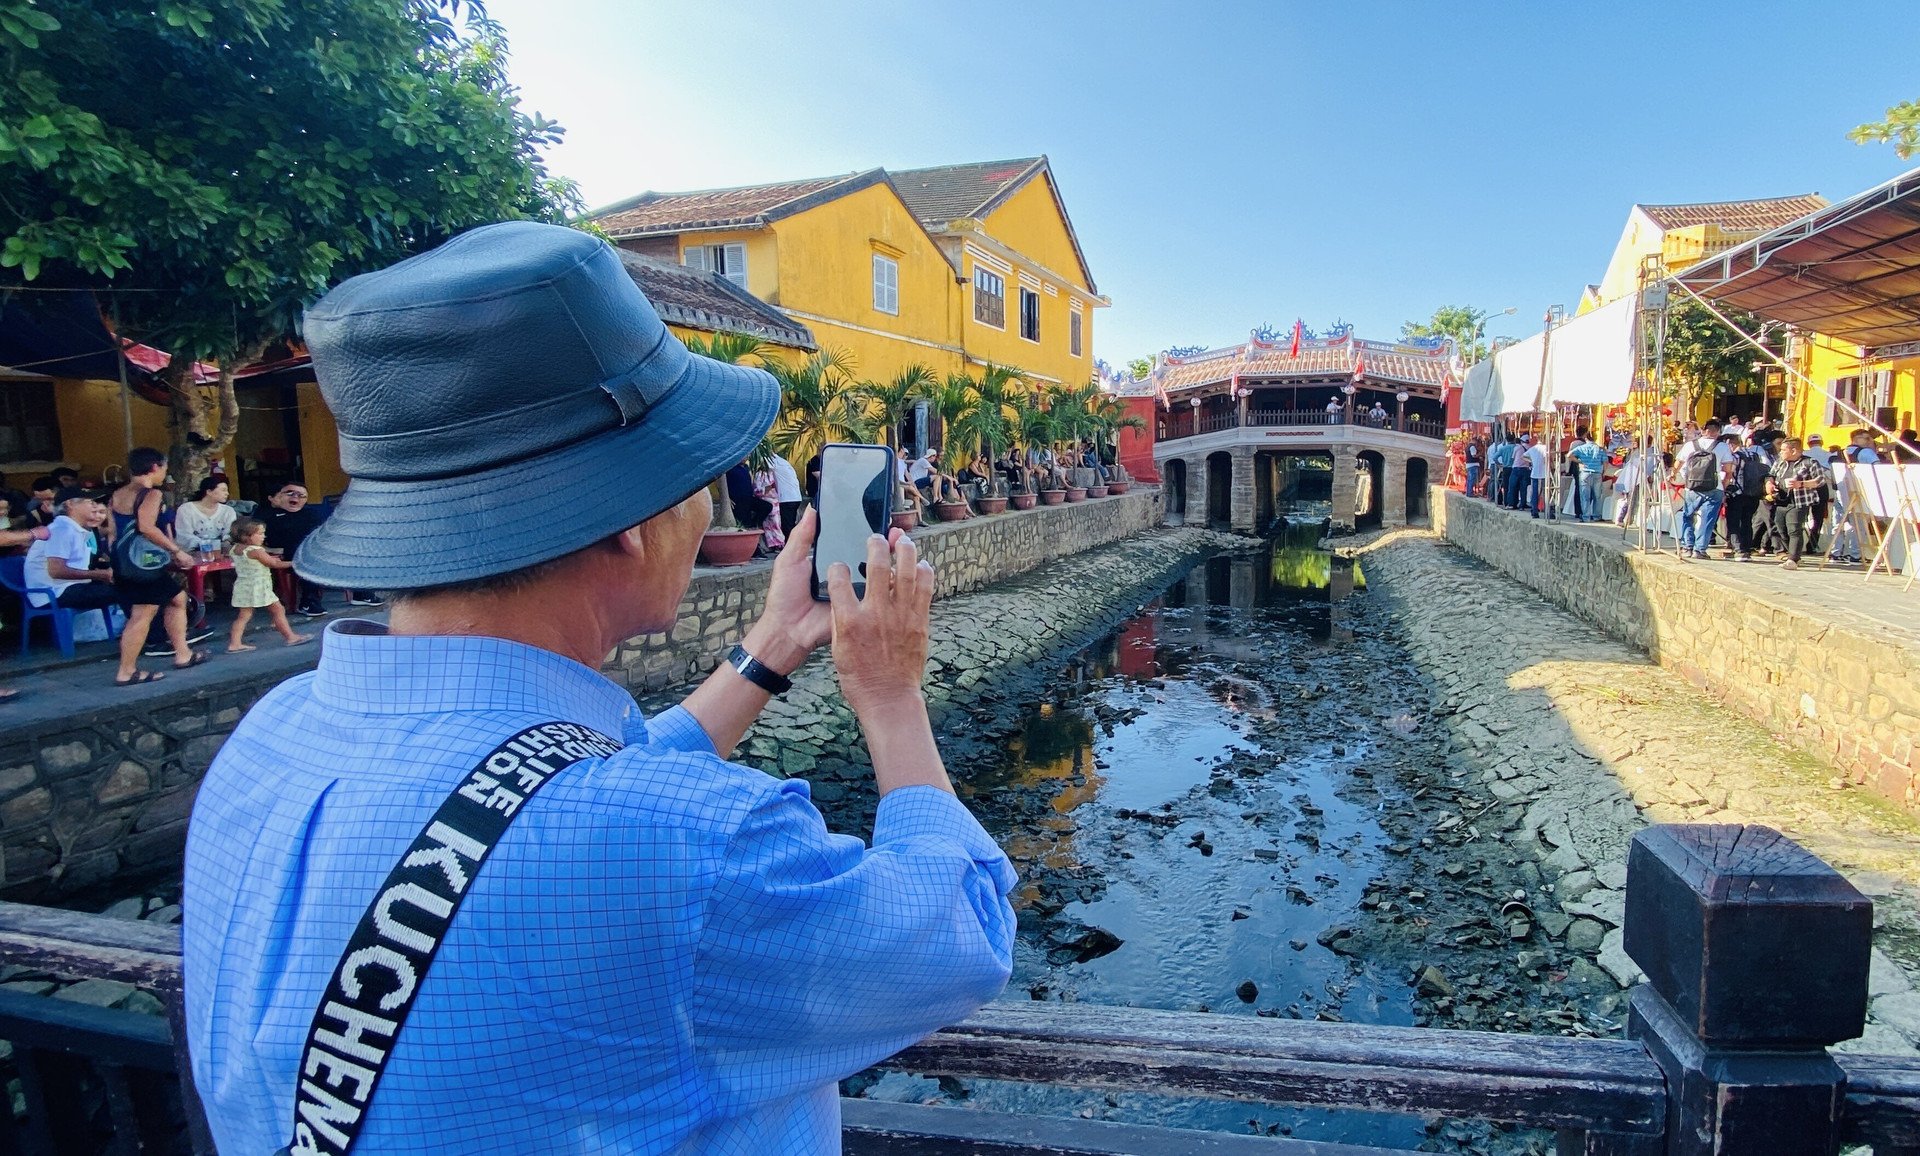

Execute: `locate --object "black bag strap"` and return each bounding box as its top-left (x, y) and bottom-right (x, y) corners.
top-left (275, 721), bottom-right (623, 1156)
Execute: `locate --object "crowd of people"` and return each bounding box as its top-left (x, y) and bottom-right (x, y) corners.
top-left (721, 440), bottom-right (1121, 553)
top-left (4, 447), bottom-right (386, 687)
top-left (1459, 416), bottom-right (1920, 570)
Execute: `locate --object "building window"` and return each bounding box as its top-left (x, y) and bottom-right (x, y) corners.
top-left (973, 267), bottom-right (1005, 328)
top-left (0, 381), bottom-right (62, 462)
top-left (1019, 287), bottom-right (1040, 342)
top-left (1867, 368), bottom-right (1896, 429)
top-left (684, 242), bottom-right (748, 289)
top-left (1069, 309), bottom-right (1083, 357)
top-left (1826, 375), bottom-right (1860, 427)
top-left (872, 254), bottom-right (899, 315)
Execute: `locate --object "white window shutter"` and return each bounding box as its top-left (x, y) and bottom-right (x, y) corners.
top-left (682, 245), bottom-right (710, 272)
top-left (722, 243), bottom-right (748, 287)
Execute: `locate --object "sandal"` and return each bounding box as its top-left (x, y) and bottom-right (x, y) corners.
top-left (172, 650), bottom-right (212, 670)
top-left (114, 671), bottom-right (165, 687)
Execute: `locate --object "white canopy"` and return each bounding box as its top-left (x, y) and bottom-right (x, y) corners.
top-left (1457, 298), bottom-right (1636, 420)
top-left (1542, 296), bottom-right (1635, 406)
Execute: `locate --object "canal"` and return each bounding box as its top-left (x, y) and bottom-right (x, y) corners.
top-left (854, 536), bottom-right (1605, 1154)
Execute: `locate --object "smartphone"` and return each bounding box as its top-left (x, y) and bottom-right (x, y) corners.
top-left (812, 443), bottom-right (894, 602)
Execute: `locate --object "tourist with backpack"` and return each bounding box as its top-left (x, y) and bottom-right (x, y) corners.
top-left (1721, 434), bottom-right (1772, 561)
top-left (1673, 420), bottom-right (1732, 559)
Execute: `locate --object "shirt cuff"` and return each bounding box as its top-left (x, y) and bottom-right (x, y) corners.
top-left (873, 786), bottom-right (1017, 894)
top-left (644, 704), bottom-right (718, 757)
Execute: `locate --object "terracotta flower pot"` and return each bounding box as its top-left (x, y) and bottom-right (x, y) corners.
top-left (1106, 481), bottom-right (1130, 495)
top-left (1087, 485), bottom-right (1109, 498)
top-left (698, 529), bottom-right (760, 567)
top-left (889, 509), bottom-right (921, 531)
top-left (932, 501), bottom-right (970, 522)
top-left (1010, 492), bottom-right (1037, 510)
top-left (1040, 489), bottom-right (1066, 506)
top-left (975, 496), bottom-right (1008, 514)
top-left (1065, 487), bottom-right (1087, 503)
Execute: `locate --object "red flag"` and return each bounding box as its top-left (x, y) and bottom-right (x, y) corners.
top-left (1289, 319), bottom-right (1302, 359)
top-left (1351, 351), bottom-right (1366, 381)
top-left (1440, 370), bottom-right (1454, 401)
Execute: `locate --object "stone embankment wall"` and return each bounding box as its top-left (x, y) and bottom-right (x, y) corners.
top-left (1433, 487), bottom-right (1920, 818)
top-left (0, 489), bottom-right (1163, 900)
top-left (606, 487), bottom-right (1162, 692)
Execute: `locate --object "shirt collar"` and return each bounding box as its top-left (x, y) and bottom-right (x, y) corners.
top-left (310, 619), bottom-right (638, 736)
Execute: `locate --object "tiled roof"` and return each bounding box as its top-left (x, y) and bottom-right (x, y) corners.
top-left (1639, 194), bottom-right (1827, 234)
top-left (890, 158), bottom-right (1045, 224)
top-left (617, 251), bottom-right (814, 350)
top-left (1154, 335), bottom-right (1453, 392)
top-left (589, 171), bottom-right (883, 237)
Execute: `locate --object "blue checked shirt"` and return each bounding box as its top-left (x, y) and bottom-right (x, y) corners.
top-left (184, 621), bottom-right (1017, 1154)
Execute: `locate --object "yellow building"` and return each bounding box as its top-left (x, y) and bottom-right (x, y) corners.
top-left (1588, 194), bottom-right (1828, 423)
top-left (1786, 331), bottom-right (1919, 449)
top-left (587, 157), bottom-right (1107, 390)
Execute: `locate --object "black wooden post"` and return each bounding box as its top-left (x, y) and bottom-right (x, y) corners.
top-left (1623, 824), bottom-right (1872, 1156)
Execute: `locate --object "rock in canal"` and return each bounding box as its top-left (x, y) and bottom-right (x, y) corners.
top-left (1236, 980), bottom-right (1259, 1003)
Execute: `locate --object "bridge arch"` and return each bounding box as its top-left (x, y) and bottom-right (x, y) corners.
top-left (1405, 457), bottom-right (1431, 524)
top-left (1353, 450), bottom-right (1384, 529)
top-left (1205, 451), bottom-right (1233, 529)
top-left (1163, 458), bottom-right (1188, 523)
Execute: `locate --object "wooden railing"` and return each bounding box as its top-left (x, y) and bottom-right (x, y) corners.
top-left (3, 825), bottom-right (1918, 1154)
top-left (1160, 410), bottom-right (1447, 443)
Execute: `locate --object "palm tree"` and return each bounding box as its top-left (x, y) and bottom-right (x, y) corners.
top-left (949, 364), bottom-right (1025, 490)
top-left (684, 331), bottom-right (776, 531)
top-left (1092, 392), bottom-right (1147, 475)
top-left (858, 364), bottom-right (937, 453)
top-left (766, 348), bottom-right (871, 471)
top-left (1012, 393), bottom-right (1060, 490)
top-left (681, 330), bottom-right (773, 367)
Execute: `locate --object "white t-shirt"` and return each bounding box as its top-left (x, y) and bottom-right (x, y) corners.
top-left (907, 456), bottom-right (934, 484)
top-left (1676, 436), bottom-right (1734, 485)
top-left (1723, 421), bottom-right (1747, 440)
top-left (768, 455), bottom-right (801, 502)
top-left (1325, 399), bottom-right (1341, 412)
top-left (1525, 443), bottom-right (1549, 475)
top-left (24, 515), bottom-right (94, 607)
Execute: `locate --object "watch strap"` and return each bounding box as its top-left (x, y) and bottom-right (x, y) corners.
top-left (727, 644), bottom-right (792, 695)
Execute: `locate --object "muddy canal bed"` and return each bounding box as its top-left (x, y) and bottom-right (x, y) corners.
top-left (853, 542), bottom-right (1627, 1153)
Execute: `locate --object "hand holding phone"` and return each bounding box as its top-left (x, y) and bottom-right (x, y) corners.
top-left (811, 443), bottom-right (894, 602)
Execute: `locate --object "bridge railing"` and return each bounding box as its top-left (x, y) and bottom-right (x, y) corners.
top-left (2, 825), bottom-right (1917, 1155)
top-left (1161, 410), bottom-right (1447, 444)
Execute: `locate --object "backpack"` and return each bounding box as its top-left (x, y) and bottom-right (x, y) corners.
top-left (1683, 444), bottom-right (1721, 492)
top-left (1732, 449), bottom-right (1769, 497)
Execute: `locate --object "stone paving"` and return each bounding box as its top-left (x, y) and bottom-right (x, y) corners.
top-left (1358, 528), bottom-right (1920, 1057)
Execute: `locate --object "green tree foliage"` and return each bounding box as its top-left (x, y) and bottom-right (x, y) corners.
top-left (765, 348), bottom-right (872, 475)
top-left (683, 331), bottom-right (775, 529)
top-left (0, 0), bottom-right (578, 482)
top-left (857, 364), bottom-right (936, 452)
top-left (947, 364), bottom-right (1024, 476)
top-left (1402, 305), bottom-right (1490, 363)
top-left (1660, 299), bottom-right (1778, 418)
top-left (1850, 99), bottom-right (1920, 159)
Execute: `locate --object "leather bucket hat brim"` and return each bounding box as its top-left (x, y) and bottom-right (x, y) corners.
top-left (292, 221), bottom-right (778, 591)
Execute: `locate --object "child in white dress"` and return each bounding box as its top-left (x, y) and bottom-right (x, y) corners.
top-left (225, 517), bottom-right (310, 652)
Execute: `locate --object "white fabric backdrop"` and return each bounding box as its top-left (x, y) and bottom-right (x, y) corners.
top-left (1542, 296), bottom-right (1636, 406)
top-left (1491, 332), bottom-right (1546, 416)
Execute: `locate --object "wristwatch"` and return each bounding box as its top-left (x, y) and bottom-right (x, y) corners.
top-left (727, 644), bottom-right (792, 695)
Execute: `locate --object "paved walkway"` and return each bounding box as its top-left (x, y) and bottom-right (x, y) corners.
top-left (1359, 528), bottom-right (1920, 1057)
top-left (1514, 505), bottom-right (1920, 651)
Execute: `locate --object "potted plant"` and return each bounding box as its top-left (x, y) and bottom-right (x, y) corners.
top-left (890, 506), bottom-right (921, 531)
top-left (1008, 483), bottom-right (1037, 510)
top-left (975, 489), bottom-right (1008, 514)
top-left (931, 499), bottom-right (971, 522)
top-left (1107, 462), bottom-right (1132, 495)
top-left (689, 333), bottom-right (774, 566)
top-left (947, 365), bottom-right (1025, 516)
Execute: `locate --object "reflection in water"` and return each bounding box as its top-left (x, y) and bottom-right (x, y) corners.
top-left (938, 539), bottom-right (1422, 1149)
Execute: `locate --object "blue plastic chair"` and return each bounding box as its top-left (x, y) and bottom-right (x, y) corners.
top-left (0, 555), bottom-right (121, 658)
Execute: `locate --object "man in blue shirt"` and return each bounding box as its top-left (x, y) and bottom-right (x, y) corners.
top-left (184, 222), bottom-right (1017, 1154)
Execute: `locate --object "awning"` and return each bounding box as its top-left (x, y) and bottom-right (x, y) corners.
top-left (1673, 165), bottom-right (1920, 354)
top-left (0, 290), bottom-right (313, 397)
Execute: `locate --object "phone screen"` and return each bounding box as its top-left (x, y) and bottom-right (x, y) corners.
top-left (812, 443), bottom-right (894, 602)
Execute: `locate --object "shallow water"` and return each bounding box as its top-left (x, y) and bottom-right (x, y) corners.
top-left (867, 539), bottom-right (1431, 1148)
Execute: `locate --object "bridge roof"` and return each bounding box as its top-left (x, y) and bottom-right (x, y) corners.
top-left (1150, 332), bottom-right (1457, 392)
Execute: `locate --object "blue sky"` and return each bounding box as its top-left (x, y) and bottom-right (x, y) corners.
top-left (482, 0), bottom-right (1920, 366)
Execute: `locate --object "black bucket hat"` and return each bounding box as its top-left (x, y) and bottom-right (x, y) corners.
top-left (294, 221), bottom-right (778, 590)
